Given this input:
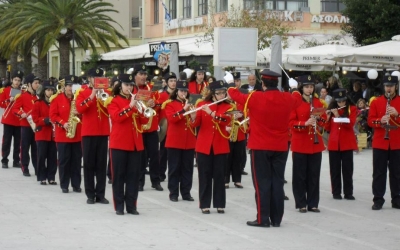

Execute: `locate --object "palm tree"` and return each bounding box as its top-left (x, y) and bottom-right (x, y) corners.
top-left (0, 0), bottom-right (128, 78)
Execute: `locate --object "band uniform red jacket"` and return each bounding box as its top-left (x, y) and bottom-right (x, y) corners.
top-left (325, 105), bottom-right (358, 151)
top-left (134, 84), bottom-right (160, 133)
top-left (31, 100), bottom-right (53, 141)
top-left (75, 87), bottom-right (110, 136)
top-left (158, 90), bottom-right (171, 121)
top-left (0, 86), bottom-right (22, 126)
top-left (12, 91), bottom-right (38, 127)
top-left (368, 95), bottom-right (400, 150)
top-left (188, 80), bottom-right (209, 95)
top-left (289, 96), bottom-right (326, 154)
top-left (107, 94), bottom-right (144, 152)
top-left (49, 93), bottom-right (82, 143)
top-left (228, 87), bottom-right (302, 151)
top-left (190, 100), bottom-right (232, 155)
top-left (164, 99), bottom-right (196, 150)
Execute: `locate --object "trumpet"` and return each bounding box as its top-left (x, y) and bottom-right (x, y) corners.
top-left (56, 79), bottom-right (65, 94)
top-left (97, 89), bottom-right (109, 101)
top-left (310, 94), bottom-right (319, 145)
top-left (129, 92), bottom-right (156, 118)
top-left (182, 97), bottom-right (228, 116)
top-left (21, 84), bottom-right (28, 91)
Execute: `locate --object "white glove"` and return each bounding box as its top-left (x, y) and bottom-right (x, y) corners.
top-left (224, 72), bottom-right (234, 84)
top-left (289, 78), bottom-right (298, 88)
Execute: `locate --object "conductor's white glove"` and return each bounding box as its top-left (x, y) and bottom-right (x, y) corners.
top-left (289, 78), bottom-right (298, 88)
top-left (224, 72), bottom-right (234, 84)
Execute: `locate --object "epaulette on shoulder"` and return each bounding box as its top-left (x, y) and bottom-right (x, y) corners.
top-left (104, 96), bottom-right (113, 108)
top-left (320, 98), bottom-right (328, 108)
top-left (14, 93), bottom-right (21, 100)
top-left (74, 88), bottom-right (82, 99)
top-left (314, 93), bottom-right (319, 98)
top-left (195, 98), bottom-right (203, 107)
top-left (49, 93), bottom-right (59, 103)
top-left (369, 96), bottom-right (377, 105)
top-left (161, 99), bottom-right (172, 110)
top-left (0, 88), bottom-right (4, 94)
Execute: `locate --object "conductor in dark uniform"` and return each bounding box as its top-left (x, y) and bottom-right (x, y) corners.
top-left (228, 69), bottom-right (301, 227)
top-left (367, 75), bottom-right (400, 210)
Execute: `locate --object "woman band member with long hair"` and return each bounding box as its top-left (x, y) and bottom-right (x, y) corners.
top-left (190, 80), bottom-right (232, 214)
top-left (163, 80), bottom-right (197, 202)
top-left (31, 80), bottom-right (58, 185)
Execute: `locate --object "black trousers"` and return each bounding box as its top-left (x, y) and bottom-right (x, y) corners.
top-left (82, 136), bottom-right (108, 199)
top-left (197, 150), bottom-right (227, 209)
top-left (57, 142), bottom-right (82, 190)
top-left (20, 126), bottom-right (37, 174)
top-left (36, 140), bottom-right (57, 182)
top-left (329, 150), bottom-right (354, 196)
top-left (110, 149), bottom-right (141, 212)
top-left (372, 148), bottom-right (400, 205)
top-left (159, 136), bottom-right (168, 180)
top-left (167, 148), bottom-right (194, 199)
top-left (292, 152), bottom-right (322, 209)
top-left (225, 140), bottom-right (245, 183)
top-left (250, 150), bottom-right (286, 225)
top-left (107, 158), bottom-right (111, 180)
top-left (1, 124), bottom-right (20, 164)
top-left (139, 131), bottom-right (160, 187)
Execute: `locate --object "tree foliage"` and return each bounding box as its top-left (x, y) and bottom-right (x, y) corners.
top-left (196, 2), bottom-right (292, 50)
top-left (341, 0), bottom-right (400, 45)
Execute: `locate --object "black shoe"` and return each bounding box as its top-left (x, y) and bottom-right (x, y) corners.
top-left (116, 210), bottom-right (124, 215)
top-left (284, 196), bottom-right (289, 200)
top-left (182, 197), bottom-right (194, 201)
top-left (12, 162), bottom-right (20, 168)
top-left (201, 209), bottom-right (210, 214)
top-left (217, 208), bottom-right (225, 214)
top-left (299, 208), bottom-right (307, 213)
top-left (308, 208), bottom-right (320, 213)
top-left (392, 203), bottom-right (400, 209)
top-left (151, 183), bottom-right (164, 191)
top-left (127, 210), bottom-right (139, 215)
top-left (160, 176), bottom-right (166, 182)
top-left (271, 223), bottom-right (280, 227)
top-left (170, 197), bottom-right (178, 202)
top-left (96, 197), bottom-right (110, 204)
top-left (23, 172), bottom-right (31, 177)
top-left (48, 180), bottom-right (57, 185)
top-left (40, 181), bottom-right (47, 185)
top-left (344, 195), bottom-right (355, 200)
top-left (372, 203), bottom-right (383, 210)
top-left (2, 163), bottom-right (8, 169)
top-left (234, 183), bottom-right (243, 188)
top-left (62, 188), bottom-right (69, 193)
top-left (73, 187), bottom-right (82, 193)
top-left (333, 194), bottom-right (343, 200)
top-left (108, 179), bottom-right (112, 184)
top-left (87, 198), bottom-right (95, 204)
top-left (241, 170), bottom-right (248, 175)
top-left (138, 186), bottom-right (144, 192)
top-left (246, 220), bottom-right (270, 227)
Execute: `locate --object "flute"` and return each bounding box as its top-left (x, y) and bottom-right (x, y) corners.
top-left (326, 105), bottom-right (347, 114)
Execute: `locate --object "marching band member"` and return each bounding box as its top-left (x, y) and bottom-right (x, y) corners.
top-left (106, 74), bottom-right (144, 215)
top-left (325, 89), bottom-right (357, 200)
top-left (0, 70), bottom-right (23, 169)
top-left (76, 68), bottom-right (110, 205)
top-left (158, 72), bottom-right (177, 182)
top-left (132, 64), bottom-right (163, 192)
top-left (191, 80), bottom-right (232, 214)
top-left (107, 76), bottom-right (120, 184)
top-left (12, 73), bottom-right (40, 176)
top-left (163, 80), bottom-right (196, 202)
top-left (367, 75), bottom-right (400, 210)
top-left (225, 72), bottom-right (246, 188)
top-left (49, 75), bottom-right (82, 193)
top-left (188, 66), bottom-right (209, 96)
top-left (31, 80), bottom-right (57, 185)
top-left (228, 69), bottom-right (301, 227)
top-left (290, 75), bottom-right (326, 213)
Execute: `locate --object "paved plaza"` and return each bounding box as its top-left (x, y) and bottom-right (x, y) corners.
top-left (0, 120), bottom-right (398, 250)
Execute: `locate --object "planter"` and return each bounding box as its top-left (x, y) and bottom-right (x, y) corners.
top-left (357, 133), bottom-right (368, 151)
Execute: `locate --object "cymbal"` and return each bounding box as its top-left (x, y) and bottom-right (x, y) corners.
top-left (158, 118), bottom-right (168, 142)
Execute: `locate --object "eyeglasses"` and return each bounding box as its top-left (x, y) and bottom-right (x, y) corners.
top-left (215, 92), bottom-right (226, 96)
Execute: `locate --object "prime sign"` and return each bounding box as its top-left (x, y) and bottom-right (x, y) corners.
top-left (311, 15), bottom-right (349, 24)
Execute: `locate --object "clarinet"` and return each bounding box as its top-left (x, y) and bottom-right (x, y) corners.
top-left (384, 93), bottom-right (391, 140)
top-left (310, 94), bottom-right (319, 144)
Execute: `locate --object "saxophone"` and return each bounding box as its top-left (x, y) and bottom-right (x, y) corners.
top-left (66, 95), bottom-right (80, 138)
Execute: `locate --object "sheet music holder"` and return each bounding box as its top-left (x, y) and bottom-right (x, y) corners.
top-left (10, 88), bottom-right (21, 97)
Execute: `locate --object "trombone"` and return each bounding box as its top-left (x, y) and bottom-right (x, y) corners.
top-left (182, 97), bottom-right (228, 116)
